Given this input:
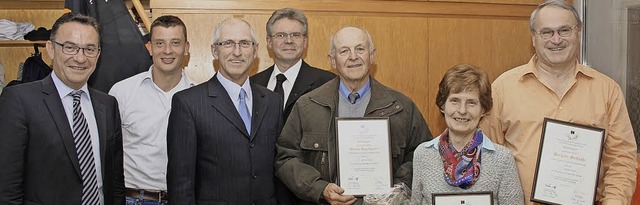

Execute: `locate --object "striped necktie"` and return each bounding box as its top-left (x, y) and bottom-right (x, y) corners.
top-left (71, 90), bottom-right (100, 205)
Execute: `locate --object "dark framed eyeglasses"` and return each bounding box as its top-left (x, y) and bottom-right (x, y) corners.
top-left (51, 40), bottom-right (101, 57)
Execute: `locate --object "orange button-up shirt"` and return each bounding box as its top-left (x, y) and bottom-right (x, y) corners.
top-left (480, 56), bottom-right (637, 205)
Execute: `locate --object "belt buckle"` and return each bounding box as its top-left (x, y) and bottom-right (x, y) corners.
top-left (158, 190), bottom-right (167, 203)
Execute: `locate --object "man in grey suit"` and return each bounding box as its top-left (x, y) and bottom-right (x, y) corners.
top-left (167, 18), bottom-right (284, 204)
top-left (251, 8), bottom-right (335, 119)
top-left (0, 13), bottom-right (124, 205)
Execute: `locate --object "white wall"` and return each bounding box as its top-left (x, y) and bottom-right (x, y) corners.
top-left (579, 0), bottom-right (640, 95)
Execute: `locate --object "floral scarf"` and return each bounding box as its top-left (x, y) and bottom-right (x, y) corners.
top-left (438, 128), bottom-right (484, 189)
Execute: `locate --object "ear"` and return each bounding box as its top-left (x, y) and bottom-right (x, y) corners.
top-left (45, 40), bottom-right (55, 60)
top-left (328, 53), bottom-right (336, 70)
top-left (147, 42), bottom-right (153, 55)
top-left (253, 43), bottom-right (259, 59)
top-left (369, 48), bottom-right (377, 64)
top-left (211, 44), bottom-right (218, 60)
top-left (184, 40), bottom-right (190, 56)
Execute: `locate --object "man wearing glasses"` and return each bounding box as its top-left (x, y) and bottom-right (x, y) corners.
top-left (481, 0), bottom-right (636, 204)
top-left (109, 15), bottom-right (193, 205)
top-left (0, 13), bottom-right (125, 204)
top-left (166, 18), bottom-right (283, 204)
top-left (251, 8), bottom-right (335, 119)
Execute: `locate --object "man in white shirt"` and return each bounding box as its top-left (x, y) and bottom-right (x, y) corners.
top-left (109, 15), bottom-right (193, 205)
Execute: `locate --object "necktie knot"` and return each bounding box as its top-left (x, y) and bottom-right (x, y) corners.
top-left (239, 88), bottom-right (247, 100)
top-left (71, 90), bottom-right (83, 101)
top-left (348, 92), bottom-right (360, 104)
top-left (276, 74), bottom-right (287, 83)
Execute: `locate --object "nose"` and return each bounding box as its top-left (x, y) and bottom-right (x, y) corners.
top-left (457, 104), bottom-right (468, 114)
top-left (549, 31), bottom-right (563, 44)
top-left (232, 44), bottom-right (242, 56)
top-left (284, 35), bottom-right (294, 44)
top-left (73, 49), bottom-right (88, 63)
top-left (162, 44), bottom-right (173, 54)
top-left (348, 49), bottom-right (357, 60)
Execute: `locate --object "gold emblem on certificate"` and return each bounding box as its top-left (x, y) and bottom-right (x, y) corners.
top-left (335, 117), bottom-right (392, 196)
top-left (531, 118), bottom-right (605, 205)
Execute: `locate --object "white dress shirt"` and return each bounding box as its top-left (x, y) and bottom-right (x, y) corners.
top-left (51, 72), bottom-right (104, 205)
top-left (266, 59), bottom-right (301, 107)
top-left (216, 73), bottom-right (253, 115)
top-left (109, 66), bottom-right (194, 191)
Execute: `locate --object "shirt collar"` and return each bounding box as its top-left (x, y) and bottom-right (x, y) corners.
top-left (216, 73), bottom-right (252, 101)
top-left (424, 130), bottom-right (495, 151)
top-left (140, 65), bottom-right (195, 90)
top-left (338, 77), bottom-right (371, 103)
top-left (519, 55), bottom-right (596, 81)
top-left (271, 59), bottom-right (302, 83)
top-left (51, 71), bottom-right (90, 99)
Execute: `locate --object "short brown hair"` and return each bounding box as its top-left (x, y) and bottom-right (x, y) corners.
top-left (50, 13), bottom-right (100, 41)
top-left (151, 15), bottom-right (187, 40)
top-left (435, 64), bottom-right (492, 114)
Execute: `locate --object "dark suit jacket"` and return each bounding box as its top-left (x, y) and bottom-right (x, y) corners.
top-left (167, 74), bottom-right (284, 205)
top-left (251, 60), bottom-right (335, 119)
top-left (0, 75), bottom-right (125, 205)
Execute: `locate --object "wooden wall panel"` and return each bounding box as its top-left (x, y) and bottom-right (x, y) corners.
top-left (0, 9), bottom-right (62, 83)
top-left (430, 0), bottom-right (541, 5)
top-left (426, 17), bottom-right (534, 134)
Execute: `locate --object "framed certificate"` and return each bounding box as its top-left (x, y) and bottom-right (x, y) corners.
top-left (335, 117), bottom-right (392, 196)
top-left (531, 118), bottom-right (605, 205)
top-left (432, 191), bottom-right (493, 205)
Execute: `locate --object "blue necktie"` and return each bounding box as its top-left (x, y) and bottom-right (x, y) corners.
top-left (239, 88), bottom-right (251, 133)
top-left (71, 90), bottom-right (100, 205)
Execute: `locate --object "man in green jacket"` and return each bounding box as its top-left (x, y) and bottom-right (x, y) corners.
top-left (275, 26), bottom-right (433, 205)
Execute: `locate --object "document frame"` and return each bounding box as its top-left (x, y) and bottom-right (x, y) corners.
top-left (432, 191), bottom-right (494, 205)
top-left (531, 118), bottom-right (605, 205)
top-left (335, 117), bottom-right (393, 197)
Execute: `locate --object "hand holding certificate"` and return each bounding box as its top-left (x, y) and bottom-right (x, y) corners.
top-left (335, 117), bottom-right (392, 196)
top-left (531, 118), bottom-right (605, 205)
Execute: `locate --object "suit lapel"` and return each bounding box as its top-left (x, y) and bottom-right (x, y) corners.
top-left (249, 85), bottom-right (267, 140)
top-left (41, 76), bottom-right (82, 178)
top-left (208, 75), bottom-right (251, 138)
top-left (252, 66), bottom-right (274, 87)
top-left (89, 90), bottom-right (107, 174)
top-left (288, 62), bottom-right (316, 108)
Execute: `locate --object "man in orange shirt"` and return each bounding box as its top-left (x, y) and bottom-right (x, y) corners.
top-left (481, 0), bottom-right (637, 204)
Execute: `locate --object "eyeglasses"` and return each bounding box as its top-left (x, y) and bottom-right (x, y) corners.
top-left (535, 25), bottom-right (579, 40)
top-left (151, 40), bottom-right (184, 48)
top-left (270, 32), bottom-right (305, 41)
top-left (214, 40), bottom-right (255, 49)
top-left (51, 40), bottom-right (101, 57)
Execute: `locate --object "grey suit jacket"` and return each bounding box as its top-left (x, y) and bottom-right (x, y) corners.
top-left (251, 60), bottom-right (335, 119)
top-left (167, 73), bottom-right (284, 205)
top-left (0, 75), bottom-right (125, 205)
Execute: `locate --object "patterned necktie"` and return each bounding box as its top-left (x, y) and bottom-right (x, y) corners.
top-left (348, 92), bottom-right (360, 104)
top-left (239, 88), bottom-right (251, 133)
top-left (274, 74), bottom-right (287, 101)
top-left (71, 91), bottom-right (100, 205)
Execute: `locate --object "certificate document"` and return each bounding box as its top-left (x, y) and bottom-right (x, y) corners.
top-left (335, 117), bottom-right (392, 196)
top-left (432, 192), bottom-right (493, 205)
top-left (531, 118), bottom-right (605, 205)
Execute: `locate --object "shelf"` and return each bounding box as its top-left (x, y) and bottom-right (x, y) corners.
top-left (0, 40), bottom-right (47, 47)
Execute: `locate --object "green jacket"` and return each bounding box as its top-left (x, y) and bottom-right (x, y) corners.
top-left (275, 77), bottom-right (433, 204)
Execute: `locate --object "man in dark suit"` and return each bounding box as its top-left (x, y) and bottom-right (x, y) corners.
top-left (167, 18), bottom-right (283, 205)
top-left (0, 13), bottom-right (125, 205)
top-left (251, 8), bottom-right (335, 119)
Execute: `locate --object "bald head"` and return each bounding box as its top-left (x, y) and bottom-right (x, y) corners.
top-left (329, 26), bottom-right (374, 55)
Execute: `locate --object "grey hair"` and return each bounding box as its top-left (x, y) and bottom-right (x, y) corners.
top-left (529, 0), bottom-right (583, 33)
top-left (212, 18), bottom-right (258, 45)
top-left (266, 8), bottom-right (308, 36)
top-left (328, 27), bottom-right (375, 55)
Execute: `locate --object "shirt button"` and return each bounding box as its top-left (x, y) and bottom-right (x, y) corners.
top-left (249, 143), bottom-right (255, 148)
top-left (395, 105), bottom-right (400, 109)
top-left (559, 106), bottom-right (563, 110)
top-left (314, 143), bottom-right (319, 148)
top-left (252, 174), bottom-right (258, 179)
